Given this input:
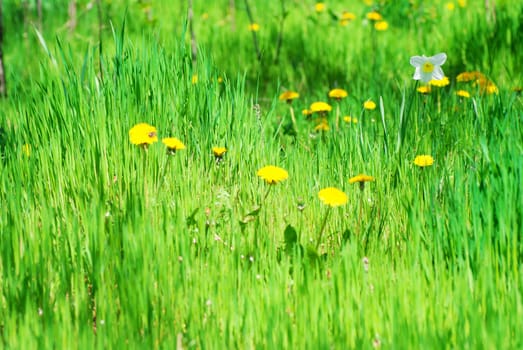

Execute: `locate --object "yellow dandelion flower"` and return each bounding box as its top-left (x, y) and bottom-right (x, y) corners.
top-left (212, 146), bottom-right (227, 157)
top-left (363, 100), bottom-right (376, 110)
top-left (349, 174), bottom-right (375, 184)
top-left (302, 109), bottom-right (313, 116)
top-left (129, 123), bottom-right (158, 146)
top-left (374, 21), bottom-right (388, 31)
top-left (456, 71), bottom-right (484, 83)
top-left (328, 88), bottom-right (348, 100)
top-left (456, 90), bottom-right (470, 98)
top-left (248, 23), bottom-right (260, 31)
top-left (279, 91), bottom-right (300, 103)
top-left (257, 165), bottom-right (289, 185)
top-left (201, 13), bottom-right (209, 20)
top-left (343, 116), bottom-right (358, 124)
top-left (314, 121), bottom-right (330, 132)
top-left (217, 76), bottom-right (224, 83)
top-left (318, 187), bottom-right (348, 207)
top-left (429, 76), bottom-right (450, 87)
top-left (341, 11), bottom-right (356, 21)
top-left (366, 11), bottom-right (382, 21)
top-left (191, 74), bottom-right (198, 84)
top-left (162, 137), bottom-right (186, 153)
top-left (458, 0), bottom-right (467, 7)
top-left (349, 174), bottom-right (375, 191)
top-left (484, 82), bottom-right (498, 95)
top-left (310, 101), bottom-right (332, 113)
top-left (414, 155), bottom-right (434, 167)
top-left (417, 86), bottom-right (431, 94)
top-left (315, 3), bottom-right (326, 12)
top-left (446, 2), bottom-right (455, 10)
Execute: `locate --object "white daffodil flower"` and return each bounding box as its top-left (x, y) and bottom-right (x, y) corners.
top-left (410, 53), bottom-right (447, 83)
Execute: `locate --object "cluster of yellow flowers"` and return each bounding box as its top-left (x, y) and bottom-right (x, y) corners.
top-left (279, 88), bottom-right (377, 132)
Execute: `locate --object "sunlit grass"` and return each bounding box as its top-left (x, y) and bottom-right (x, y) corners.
top-left (0, 0), bottom-right (522, 349)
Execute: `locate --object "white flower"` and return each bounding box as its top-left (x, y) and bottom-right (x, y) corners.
top-left (409, 53), bottom-right (447, 83)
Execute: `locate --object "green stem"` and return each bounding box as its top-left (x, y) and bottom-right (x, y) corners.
top-left (316, 208), bottom-right (331, 250)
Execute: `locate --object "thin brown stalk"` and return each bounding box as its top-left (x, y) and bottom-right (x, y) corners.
top-left (243, 0), bottom-right (261, 62)
top-left (188, 0), bottom-right (197, 66)
top-left (229, 0), bottom-right (236, 31)
top-left (274, 0), bottom-right (287, 64)
top-left (67, 0), bottom-right (77, 33)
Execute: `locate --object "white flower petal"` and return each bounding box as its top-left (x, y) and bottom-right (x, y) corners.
top-left (410, 56), bottom-right (425, 67)
top-left (429, 52), bottom-right (447, 66)
top-left (432, 67), bottom-right (445, 81)
top-left (413, 67), bottom-right (422, 80)
top-left (421, 71), bottom-right (433, 83)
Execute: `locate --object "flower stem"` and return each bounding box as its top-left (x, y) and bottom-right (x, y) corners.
top-left (262, 184), bottom-right (273, 204)
top-left (289, 105), bottom-right (298, 134)
top-left (315, 207), bottom-right (331, 250)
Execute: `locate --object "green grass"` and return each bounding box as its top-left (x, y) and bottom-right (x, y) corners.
top-left (1, 0), bottom-right (522, 348)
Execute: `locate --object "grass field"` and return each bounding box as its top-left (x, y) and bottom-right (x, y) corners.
top-left (1, 0), bottom-right (522, 348)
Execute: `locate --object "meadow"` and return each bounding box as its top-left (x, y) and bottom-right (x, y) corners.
top-left (0, 0), bottom-right (522, 348)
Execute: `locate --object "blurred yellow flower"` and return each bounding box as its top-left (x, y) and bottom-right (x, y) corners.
top-left (201, 13), bottom-right (209, 20)
top-left (279, 91), bottom-right (299, 103)
top-left (414, 155), bottom-right (434, 167)
top-left (328, 88), bottom-right (348, 100)
top-left (248, 23), bottom-right (260, 31)
top-left (366, 11), bottom-right (382, 21)
top-left (456, 71), bottom-right (484, 83)
top-left (191, 74), bottom-right (198, 84)
top-left (349, 174), bottom-right (375, 184)
top-left (446, 2), bottom-right (455, 10)
top-left (363, 100), bottom-right (376, 110)
top-left (310, 101), bottom-right (332, 113)
top-left (257, 165), bottom-right (289, 185)
top-left (315, 3), bottom-right (326, 12)
top-left (318, 187), bottom-right (348, 207)
top-left (341, 11), bottom-right (356, 21)
top-left (314, 120), bottom-right (330, 132)
top-left (456, 90), bottom-right (470, 98)
top-left (374, 21), bottom-right (388, 31)
top-left (417, 86), bottom-right (431, 94)
top-left (302, 109), bottom-right (313, 116)
top-left (129, 123), bottom-right (158, 146)
top-left (458, 0), bottom-right (467, 7)
top-left (212, 147), bottom-right (227, 157)
top-left (343, 116), bottom-right (358, 124)
top-left (429, 76), bottom-right (450, 87)
top-left (162, 137), bottom-right (186, 153)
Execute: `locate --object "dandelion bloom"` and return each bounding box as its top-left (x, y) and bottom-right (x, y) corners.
top-left (314, 121), bottom-right (330, 132)
top-left (162, 137), bottom-right (186, 152)
top-left (363, 100), bottom-right (376, 110)
top-left (456, 90), bottom-right (470, 98)
top-left (446, 2), bottom-right (455, 10)
top-left (410, 53), bottom-right (447, 83)
top-left (366, 11), bottom-right (382, 21)
top-left (318, 187), bottom-right (348, 207)
top-left (349, 174), bottom-right (375, 184)
top-left (279, 91), bottom-right (299, 103)
top-left (257, 165), bottom-right (289, 185)
top-left (129, 123), bottom-right (158, 146)
top-left (310, 101), bottom-right (332, 113)
top-left (374, 21), bottom-right (388, 31)
top-left (315, 3), bottom-right (326, 12)
top-left (458, 0), bottom-right (467, 7)
top-left (344, 116), bottom-right (358, 124)
top-left (417, 86), bottom-right (431, 94)
top-left (429, 76), bottom-right (450, 87)
top-left (302, 109), bottom-right (313, 116)
top-left (414, 155), bottom-right (434, 167)
top-left (212, 147), bottom-right (227, 157)
top-left (191, 74), bottom-right (198, 84)
top-left (248, 23), bottom-right (260, 31)
top-left (328, 88), bottom-right (348, 100)
top-left (341, 11), bottom-right (356, 21)
top-left (456, 71), bottom-right (484, 83)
